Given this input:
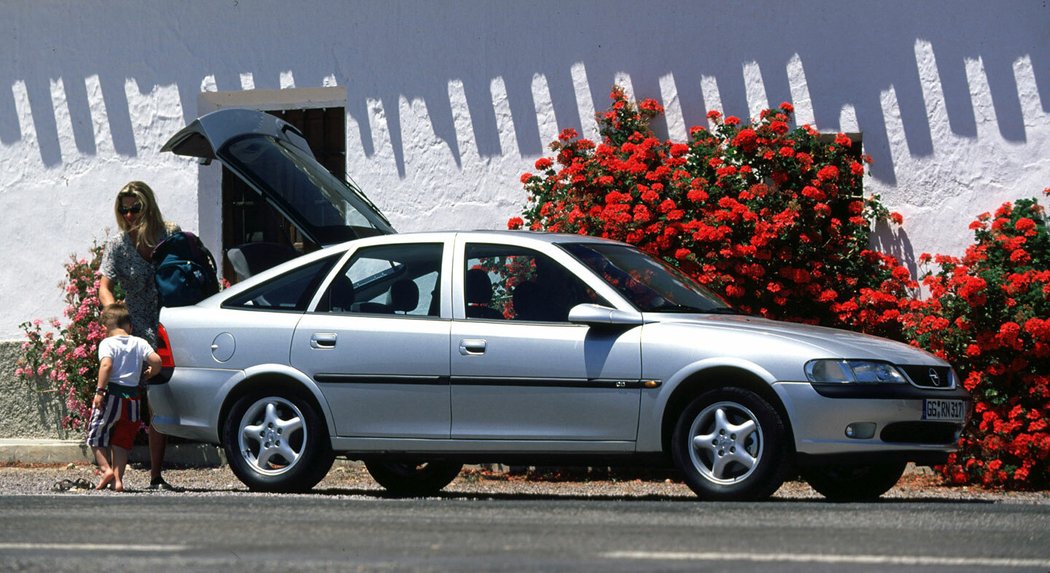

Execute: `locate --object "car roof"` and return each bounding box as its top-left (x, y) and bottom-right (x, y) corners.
top-left (328, 229), bottom-right (623, 249)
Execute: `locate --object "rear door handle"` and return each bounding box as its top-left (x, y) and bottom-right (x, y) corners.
top-left (310, 333), bottom-right (338, 349)
top-left (459, 338), bottom-right (486, 355)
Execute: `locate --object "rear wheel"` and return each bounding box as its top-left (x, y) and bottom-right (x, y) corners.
top-left (671, 387), bottom-right (790, 501)
top-left (223, 391), bottom-right (334, 492)
top-left (364, 460), bottom-right (462, 496)
top-left (801, 462), bottom-right (907, 501)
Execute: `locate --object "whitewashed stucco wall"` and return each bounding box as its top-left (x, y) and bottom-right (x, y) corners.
top-left (1, 0), bottom-right (1048, 341)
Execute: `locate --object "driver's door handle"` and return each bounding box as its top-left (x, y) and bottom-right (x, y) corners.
top-left (459, 338), bottom-right (487, 355)
top-left (310, 333), bottom-right (338, 349)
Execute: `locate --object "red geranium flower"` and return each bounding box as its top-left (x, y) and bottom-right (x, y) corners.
top-left (731, 128), bottom-right (758, 152)
top-left (769, 121), bottom-right (789, 135)
top-left (817, 165), bottom-right (840, 182)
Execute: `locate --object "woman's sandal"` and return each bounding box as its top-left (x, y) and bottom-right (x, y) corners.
top-left (51, 478), bottom-right (95, 492)
top-left (51, 479), bottom-right (75, 492)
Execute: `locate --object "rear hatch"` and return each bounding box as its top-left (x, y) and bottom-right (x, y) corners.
top-left (162, 108), bottom-right (395, 247)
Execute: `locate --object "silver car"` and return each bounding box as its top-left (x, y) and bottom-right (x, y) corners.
top-left (151, 110), bottom-right (970, 501)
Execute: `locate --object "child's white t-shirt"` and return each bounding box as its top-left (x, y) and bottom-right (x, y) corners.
top-left (98, 335), bottom-right (155, 389)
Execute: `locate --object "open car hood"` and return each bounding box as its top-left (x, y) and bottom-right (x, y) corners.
top-left (162, 108), bottom-right (395, 246)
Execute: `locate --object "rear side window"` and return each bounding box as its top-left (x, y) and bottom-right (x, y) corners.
top-left (224, 254), bottom-right (340, 311)
top-left (317, 243), bottom-right (443, 317)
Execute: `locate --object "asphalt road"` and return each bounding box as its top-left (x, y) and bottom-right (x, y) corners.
top-left (2, 494), bottom-right (1050, 572)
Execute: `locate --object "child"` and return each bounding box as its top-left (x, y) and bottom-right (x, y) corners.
top-left (85, 302), bottom-right (161, 492)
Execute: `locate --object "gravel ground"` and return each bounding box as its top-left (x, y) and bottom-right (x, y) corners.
top-left (2, 461), bottom-right (1049, 503)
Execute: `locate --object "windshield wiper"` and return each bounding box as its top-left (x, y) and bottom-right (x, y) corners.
top-left (653, 304), bottom-right (740, 314)
top-left (700, 307), bottom-right (741, 315)
top-left (650, 303), bottom-right (712, 313)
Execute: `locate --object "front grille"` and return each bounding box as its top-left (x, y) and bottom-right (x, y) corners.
top-left (900, 365), bottom-right (954, 389)
top-left (881, 422), bottom-right (962, 444)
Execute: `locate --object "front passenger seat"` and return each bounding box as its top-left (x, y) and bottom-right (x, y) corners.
top-left (390, 279), bottom-right (419, 314)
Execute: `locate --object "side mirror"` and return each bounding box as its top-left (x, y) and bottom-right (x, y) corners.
top-left (568, 304), bottom-right (644, 327)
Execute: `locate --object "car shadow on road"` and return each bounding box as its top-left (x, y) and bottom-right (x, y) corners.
top-left (300, 486), bottom-right (998, 504)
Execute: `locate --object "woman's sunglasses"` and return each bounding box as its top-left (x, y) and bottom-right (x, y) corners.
top-left (119, 204), bottom-right (143, 215)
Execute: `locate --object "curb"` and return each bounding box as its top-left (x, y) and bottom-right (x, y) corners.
top-left (0, 439), bottom-right (226, 467)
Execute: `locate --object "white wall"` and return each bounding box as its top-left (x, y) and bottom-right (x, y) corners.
top-left (1, 0), bottom-right (1048, 339)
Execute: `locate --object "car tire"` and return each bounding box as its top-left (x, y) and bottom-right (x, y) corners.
top-left (801, 462), bottom-right (907, 501)
top-left (364, 460), bottom-right (463, 496)
top-left (223, 390), bottom-right (334, 493)
top-left (671, 387), bottom-right (789, 501)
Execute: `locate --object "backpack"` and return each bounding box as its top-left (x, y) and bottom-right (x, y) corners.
top-left (151, 231), bottom-right (220, 307)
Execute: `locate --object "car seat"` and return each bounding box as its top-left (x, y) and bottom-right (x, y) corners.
top-left (465, 269), bottom-right (503, 319)
top-left (512, 280), bottom-right (543, 321)
top-left (226, 242), bottom-right (300, 282)
top-left (326, 276), bottom-right (355, 312)
top-left (390, 279), bottom-right (419, 314)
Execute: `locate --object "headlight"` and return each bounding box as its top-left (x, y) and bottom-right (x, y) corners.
top-left (804, 359), bottom-right (909, 384)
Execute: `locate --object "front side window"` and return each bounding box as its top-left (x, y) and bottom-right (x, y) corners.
top-left (318, 243), bottom-right (442, 317)
top-left (561, 242), bottom-right (733, 313)
top-left (464, 244), bottom-right (605, 322)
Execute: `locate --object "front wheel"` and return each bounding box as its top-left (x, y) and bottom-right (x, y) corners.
top-left (222, 391), bottom-right (334, 492)
top-left (801, 462), bottom-right (907, 501)
top-left (671, 388), bottom-right (790, 501)
top-left (364, 460), bottom-right (462, 496)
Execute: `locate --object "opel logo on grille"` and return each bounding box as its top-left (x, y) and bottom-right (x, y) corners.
top-left (928, 368), bottom-right (941, 387)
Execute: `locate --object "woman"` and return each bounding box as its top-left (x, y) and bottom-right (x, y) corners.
top-left (99, 181), bottom-right (180, 491)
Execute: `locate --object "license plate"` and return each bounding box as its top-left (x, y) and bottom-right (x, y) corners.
top-left (923, 399), bottom-right (966, 421)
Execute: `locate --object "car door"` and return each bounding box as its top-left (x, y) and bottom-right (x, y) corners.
top-left (290, 240), bottom-right (452, 438)
top-left (449, 239), bottom-right (642, 444)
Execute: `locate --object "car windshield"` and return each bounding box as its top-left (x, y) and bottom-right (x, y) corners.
top-left (561, 243), bottom-right (735, 314)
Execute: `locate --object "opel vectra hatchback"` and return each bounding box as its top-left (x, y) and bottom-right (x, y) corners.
top-left (150, 110), bottom-right (969, 501)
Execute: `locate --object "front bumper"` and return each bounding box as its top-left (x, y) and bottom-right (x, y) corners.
top-left (773, 381), bottom-right (970, 461)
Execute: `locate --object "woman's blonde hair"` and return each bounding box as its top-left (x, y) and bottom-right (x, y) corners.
top-left (114, 181), bottom-right (167, 251)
